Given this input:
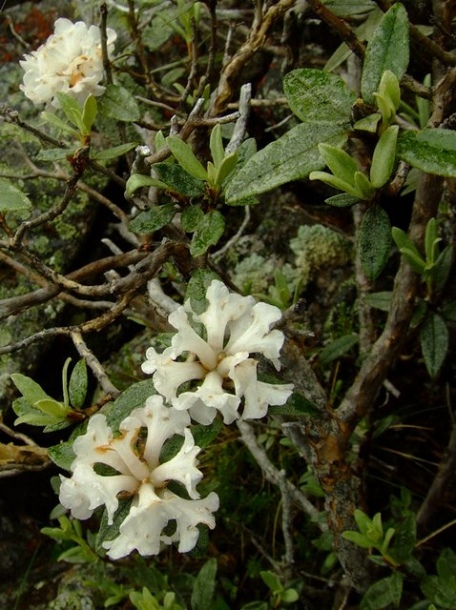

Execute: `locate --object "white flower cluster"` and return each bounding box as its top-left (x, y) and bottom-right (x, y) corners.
top-left (60, 395), bottom-right (219, 560)
top-left (142, 280), bottom-right (294, 425)
top-left (59, 280), bottom-right (292, 559)
top-left (20, 18), bottom-right (116, 107)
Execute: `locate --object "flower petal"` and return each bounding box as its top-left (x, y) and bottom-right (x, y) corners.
top-left (226, 302), bottom-right (284, 367)
top-left (197, 280), bottom-right (251, 352)
top-left (170, 307), bottom-right (218, 368)
top-left (152, 428), bottom-right (202, 498)
top-left (60, 464), bottom-right (136, 524)
top-left (132, 395), bottom-right (190, 467)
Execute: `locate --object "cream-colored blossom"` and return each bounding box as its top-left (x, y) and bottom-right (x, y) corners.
top-left (142, 280), bottom-right (294, 424)
top-left (20, 18), bottom-right (116, 106)
top-left (59, 395), bottom-right (218, 559)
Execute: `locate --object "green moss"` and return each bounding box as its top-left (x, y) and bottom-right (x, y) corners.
top-left (290, 224), bottom-right (353, 288)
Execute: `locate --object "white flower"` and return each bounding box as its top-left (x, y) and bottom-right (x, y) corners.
top-left (59, 395), bottom-right (219, 559)
top-left (20, 18), bottom-right (117, 107)
top-left (142, 280), bottom-right (294, 424)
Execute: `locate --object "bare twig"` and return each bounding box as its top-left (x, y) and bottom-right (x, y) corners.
top-left (70, 330), bottom-right (120, 398)
top-left (212, 0), bottom-right (297, 114)
top-left (237, 419), bottom-right (321, 523)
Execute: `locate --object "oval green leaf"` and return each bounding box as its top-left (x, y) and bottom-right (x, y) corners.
top-left (0, 180), bottom-right (32, 214)
top-left (361, 3), bottom-right (409, 104)
top-left (225, 122), bottom-right (348, 204)
top-left (420, 312), bottom-right (449, 378)
top-left (284, 69), bottom-right (356, 125)
top-left (98, 84), bottom-right (141, 122)
top-left (397, 129), bottom-right (456, 178)
top-left (190, 210), bottom-right (225, 257)
top-left (359, 205), bottom-right (391, 280)
top-left (129, 203), bottom-right (176, 233)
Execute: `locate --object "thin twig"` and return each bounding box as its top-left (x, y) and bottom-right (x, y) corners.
top-left (237, 419), bottom-right (321, 523)
top-left (71, 331), bottom-right (120, 398)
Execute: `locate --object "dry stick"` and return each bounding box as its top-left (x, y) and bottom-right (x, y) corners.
top-left (237, 419), bottom-right (322, 524)
top-left (0, 250), bottom-right (147, 320)
top-left (0, 241), bottom-right (182, 355)
top-left (278, 468), bottom-right (295, 573)
top-left (194, 0), bottom-right (217, 100)
top-left (99, 2), bottom-right (113, 85)
top-left (11, 171), bottom-right (81, 248)
top-left (306, 0), bottom-right (366, 60)
top-left (417, 412), bottom-right (456, 528)
top-left (338, 171), bottom-right (442, 427)
top-left (211, 0), bottom-right (297, 115)
top-left (70, 330), bottom-right (120, 398)
top-left (352, 203), bottom-right (377, 356)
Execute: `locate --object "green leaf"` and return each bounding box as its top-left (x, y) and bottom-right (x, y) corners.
top-left (35, 398), bottom-right (69, 418)
top-left (96, 498), bottom-right (132, 552)
top-left (91, 142), bottom-right (138, 161)
top-left (154, 163), bottom-right (205, 198)
top-left (56, 92), bottom-right (84, 131)
top-left (260, 571), bottom-right (283, 593)
top-left (378, 70), bottom-right (401, 111)
top-left (361, 3), bottom-right (409, 104)
top-left (225, 122), bottom-right (348, 204)
top-left (319, 333), bottom-right (359, 366)
top-left (424, 217), bottom-right (440, 264)
top-left (282, 589), bottom-right (299, 603)
top-left (98, 84), bottom-right (141, 122)
top-left (129, 203), bottom-right (176, 233)
top-left (359, 206), bottom-right (392, 280)
top-left (81, 94), bottom-right (97, 134)
top-left (397, 129), bottom-right (456, 177)
top-left (167, 135), bottom-right (208, 181)
top-left (48, 441), bottom-right (76, 471)
top-left (391, 226), bottom-right (425, 273)
top-left (186, 268), bottom-right (220, 314)
top-left (353, 171), bottom-right (375, 200)
top-left (41, 111), bottom-right (80, 136)
top-left (436, 548), bottom-right (456, 580)
top-left (364, 291), bottom-right (392, 311)
top-left (0, 180), bottom-right (32, 214)
top-left (310, 171), bottom-right (360, 197)
top-left (442, 299), bottom-right (456, 323)
top-left (342, 531), bottom-right (373, 549)
top-left (325, 193), bottom-right (360, 207)
top-left (370, 125), bottom-right (399, 188)
top-left (283, 69), bottom-right (356, 125)
top-left (69, 359), bottom-right (88, 409)
top-left (391, 512), bottom-right (416, 563)
top-left (190, 210), bottom-right (225, 257)
top-left (36, 147), bottom-right (75, 162)
top-left (210, 124), bottom-right (225, 168)
top-left (268, 391), bottom-right (320, 418)
top-left (420, 312), bottom-right (449, 377)
top-left (11, 373), bottom-right (50, 403)
top-left (181, 205), bottom-right (204, 232)
top-left (106, 379), bottom-right (158, 430)
top-left (318, 143), bottom-right (358, 185)
top-left (354, 112), bottom-right (382, 134)
top-left (373, 92), bottom-right (396, 124)
top-left (12, 397), bottom-right (64, 427)
top-left (192, 418), bottom-right (223, 449)
top-left (321, 0), bottom-right (376, 18)
top-left (433, 245), bottom-right (454, 293)
top-left (125, 174), bottom-right (170, 198)
top-left (361, 573), bottom-right (404, 610)
top-left (191, 558), bottom-right (217, 610)
top-left (215, 151), bottom-right (238, 186)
